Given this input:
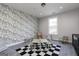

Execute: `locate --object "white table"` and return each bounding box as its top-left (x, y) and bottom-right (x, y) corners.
top-left (32, 39), bottom-right (51, 44)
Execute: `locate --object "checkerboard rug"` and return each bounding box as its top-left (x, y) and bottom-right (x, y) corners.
top-left (16, 43), bottom-right (61, 56)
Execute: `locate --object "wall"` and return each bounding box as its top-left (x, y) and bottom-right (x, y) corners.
top-left (58, 9), bottom-right (79, 42)
top-left (39, 18), bottom-right (49, 36)
top-left (39, 8), bottom-right (79, 43)
top-left (0, 4), bottom-right (38, 46)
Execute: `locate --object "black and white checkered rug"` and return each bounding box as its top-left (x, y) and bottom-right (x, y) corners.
top-left (16, 43), bottom-right (61, 56)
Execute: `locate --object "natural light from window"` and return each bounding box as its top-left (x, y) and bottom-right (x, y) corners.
top-left (49, 17), bottom-right (58, 35)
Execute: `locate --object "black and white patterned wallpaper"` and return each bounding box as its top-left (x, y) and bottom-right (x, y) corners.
top-left (0, 4), bottom-right (38, 44)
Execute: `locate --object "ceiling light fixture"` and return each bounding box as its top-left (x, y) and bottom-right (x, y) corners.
top-left (40, 13), bottom-right (42, 15)
top-left (59, 6), bottom-right (63, 9)
top-left (41, 3), bottom-right (46, 7)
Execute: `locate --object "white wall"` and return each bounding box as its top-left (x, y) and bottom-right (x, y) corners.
top-left (58, 9), bottom-right (79, 42)
top-left (39, 18), bottom-right (49, 35)
top-left (39, 8), bottom-right (79, 43)
top-left (0, 4), bottom-right (38, 46)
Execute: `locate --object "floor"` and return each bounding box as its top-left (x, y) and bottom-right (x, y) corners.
top-left (52, 41), bottom-right (77, 56)
top-left (0, 41), bottom-right (77, 56)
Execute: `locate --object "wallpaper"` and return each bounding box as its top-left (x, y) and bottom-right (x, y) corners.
top-left (0, 4), bottom-right (38, 45)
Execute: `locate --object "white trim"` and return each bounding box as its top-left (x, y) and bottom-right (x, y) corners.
top-left (0, 41), bottom-right (24, 52)
top-left (6, 41), bottom-right (24, 47)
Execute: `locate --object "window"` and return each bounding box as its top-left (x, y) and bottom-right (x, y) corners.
top-left (49, 17), bottom-right (58, 35)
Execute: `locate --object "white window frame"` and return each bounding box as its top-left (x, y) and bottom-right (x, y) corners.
top-left (48, 17), bottom-right (58, 35)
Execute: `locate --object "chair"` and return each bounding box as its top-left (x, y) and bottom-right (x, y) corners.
top-left (62, 36), bottom-right (69, 43)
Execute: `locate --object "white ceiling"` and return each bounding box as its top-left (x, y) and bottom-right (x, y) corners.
top-left (5, 3), bottom-right (79, 18)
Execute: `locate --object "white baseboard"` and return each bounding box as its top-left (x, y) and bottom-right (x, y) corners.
top-left (6, 41), bottom-right (24, 47)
